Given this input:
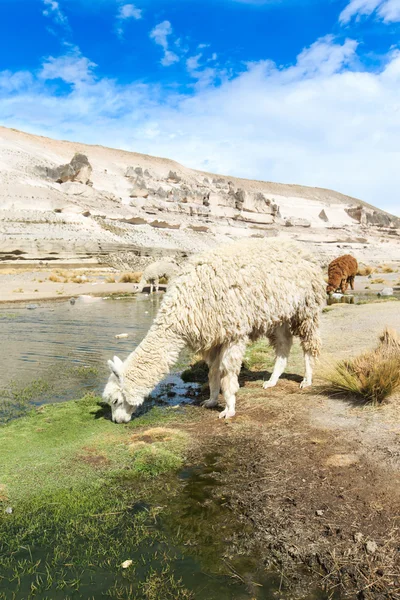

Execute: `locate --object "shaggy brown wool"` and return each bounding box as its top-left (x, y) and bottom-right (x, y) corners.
top-left (326, 254), bottom-right (358, 294)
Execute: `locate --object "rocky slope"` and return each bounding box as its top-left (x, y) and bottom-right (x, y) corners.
top-left (0, 126), bottom-right (399, 268)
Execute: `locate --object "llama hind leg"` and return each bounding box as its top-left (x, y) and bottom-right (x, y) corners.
top-left (202, 347), bottom-right (222, 408)
top-left (219, 339), bottom-right (247, 419)
top-left (263, 323), bottom-right (293, 389)
top-left (298, 318), bottom-right (321, 389)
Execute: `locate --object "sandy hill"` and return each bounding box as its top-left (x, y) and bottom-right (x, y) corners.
top-left (0, 126), bottom-right (399, 267)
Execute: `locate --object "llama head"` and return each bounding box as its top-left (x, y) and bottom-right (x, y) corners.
top-left (326, 283), bottom-right (336, 294)
top-left (103, 355), bottom-right (136, 423)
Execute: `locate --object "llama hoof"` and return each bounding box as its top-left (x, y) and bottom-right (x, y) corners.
top-left (300, 379), bottom-right (311, 389)
top-left (201, 398), bottom-right (218, 408)
top-left (263, 380), bottom-right (276, 389)
top-left (218, 408), bottom-right (235, 419)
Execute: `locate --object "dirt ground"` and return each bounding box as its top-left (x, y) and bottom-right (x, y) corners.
top-left (181, 302), bottom-right (400, 599)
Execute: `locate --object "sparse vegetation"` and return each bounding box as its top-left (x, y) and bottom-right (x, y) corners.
top-left (119, 271), bottom-right (142, 283)
top-left (379, 264), bottom-right (395, 273)
top-left (12, 288), bottom-right (23, 293)
top-left (106, 275), bottom-right (117, 283)
top-left (370, 277), bottom-right (386, 285)
top-left (324, 328), bottom-right (400, 403)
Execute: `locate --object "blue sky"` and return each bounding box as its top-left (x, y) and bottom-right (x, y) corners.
top-left (0, 0), bottom-right (399, 214)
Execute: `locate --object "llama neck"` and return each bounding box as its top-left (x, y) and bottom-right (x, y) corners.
top-left (123, 325), bottom-right (185, 401)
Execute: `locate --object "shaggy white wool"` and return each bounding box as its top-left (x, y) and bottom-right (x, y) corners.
top-left (103, 238), bottom-right (326, 423)
top-left (137, 260), bottom-right (178, 293)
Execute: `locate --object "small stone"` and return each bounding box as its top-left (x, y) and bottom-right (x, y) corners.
top-left (366, 540), bottom-right (378, 555)
top-left (121, 559), bottom-right (133, 569)
top-left (354, 532), bottom-right (363, 543)
top-left (27, 304), bottom-right (38, 310)
top-left (378, 287), bottom-right (393, 297)
top-left (5, 507), bottom-right (13, 514)
top-left (115, 333), bottom-right (129, 339)
top-left (316, 510), bottom-right (324, 517)
top-left (70, 298), bottom-right (76, 305)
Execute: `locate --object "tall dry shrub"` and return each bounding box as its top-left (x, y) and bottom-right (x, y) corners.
top-left (325, 328), bottom-right (400, 403)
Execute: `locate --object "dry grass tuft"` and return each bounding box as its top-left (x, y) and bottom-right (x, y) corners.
top-left (370, 278), bottom-right (386, 285)
top-left (357, 265), bottom-right (376, 276)
top-left (49, 274), bottom-right (62, 283)
top-left (105, 276), bottom-right (116, 284)
top-left (324, 328), bottom-right (400, 404)
top-left (119, 272), bottom-right (142, 283)
top-left (379, 264), bottom-right (395, 273)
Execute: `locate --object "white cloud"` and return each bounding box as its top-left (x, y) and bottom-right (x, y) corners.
top-left (39, 49), bottom-right (96, 85)
top-left (119, 3), bottom-right (142, 19)
top-left (150, 21), bottom-right (179, 66)
top-left (186, 53), bottom-right (202, 72)
top-left (115, 3), bottom-right (142, 38)
top-left (1, 37), bottom-right (400, 215)
top-left (340, 0), bottom-right (400, 23)
top-left (42, 0), bottom-right (70, 32)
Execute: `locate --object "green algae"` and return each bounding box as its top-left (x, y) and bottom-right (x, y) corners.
top-left (0, 394), bottom-right (282, 599)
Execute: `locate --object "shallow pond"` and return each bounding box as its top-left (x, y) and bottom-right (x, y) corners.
top-left (0, 295), bottom-right (197, 417)
top-left (326, 291), bottom-right (400, 305)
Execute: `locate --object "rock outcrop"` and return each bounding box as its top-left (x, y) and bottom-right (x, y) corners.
top-left (1, 125), bottom-right (399, 266)
top-left (38, 153), bottom-right (92, 185)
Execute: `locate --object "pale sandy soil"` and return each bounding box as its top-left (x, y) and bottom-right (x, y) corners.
top-left (0, 267), bottom-right (139, 303)
top-left (1, 264), bottom-right (398, 304)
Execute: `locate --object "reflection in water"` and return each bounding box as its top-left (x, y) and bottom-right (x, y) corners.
top-left (327, 294), bottom-right (355, 306)
top-left (0, 296), bottom-right (163, 404)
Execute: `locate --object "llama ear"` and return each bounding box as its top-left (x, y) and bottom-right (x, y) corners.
top-left (113, 356), bottom-right (124, 370)
top-left (108, 357), bottom-right (123, 381)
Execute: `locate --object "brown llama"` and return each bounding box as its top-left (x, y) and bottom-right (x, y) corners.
top-left (326, 254), bottom-right (358, 294)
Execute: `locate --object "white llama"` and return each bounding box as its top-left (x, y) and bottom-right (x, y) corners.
top-left (103, 238), bottom-right (326, 423)
top-left (135, 260), bottom-right (178, 294)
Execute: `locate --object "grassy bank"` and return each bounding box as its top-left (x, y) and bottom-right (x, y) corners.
top-left (0, 395), bottom-right (199, 599)
top-left (0, 395), bottom-right (274, 600)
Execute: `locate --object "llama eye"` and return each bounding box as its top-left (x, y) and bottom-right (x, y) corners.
top-left (112, 398), bottom-right (119, 405)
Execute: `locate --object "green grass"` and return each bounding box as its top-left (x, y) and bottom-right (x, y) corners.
top-left (0, 395), bottom-right (196, 598)
top-left (0, 378), bottom-right (53, 422)
top-left (0, 394), bottom-right (188, 504)
top-left (243, 339), bottom-right (275, 372)
top-left (0, 394), bottom-right (253, 599)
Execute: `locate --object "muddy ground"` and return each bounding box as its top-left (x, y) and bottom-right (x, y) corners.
top-left (180, 301), bottom-right (400, 599)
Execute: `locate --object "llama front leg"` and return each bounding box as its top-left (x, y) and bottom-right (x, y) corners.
top-left (155, 278), bottom-right (160, 293)
top-left (263, 323), bottom-right (293, 389)
top-left (202, 347), bottom-right (222, 408)
top-left (219, 340), bottom-right (247, 419)
top-left (349, 275), bottom-right (355, 291)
